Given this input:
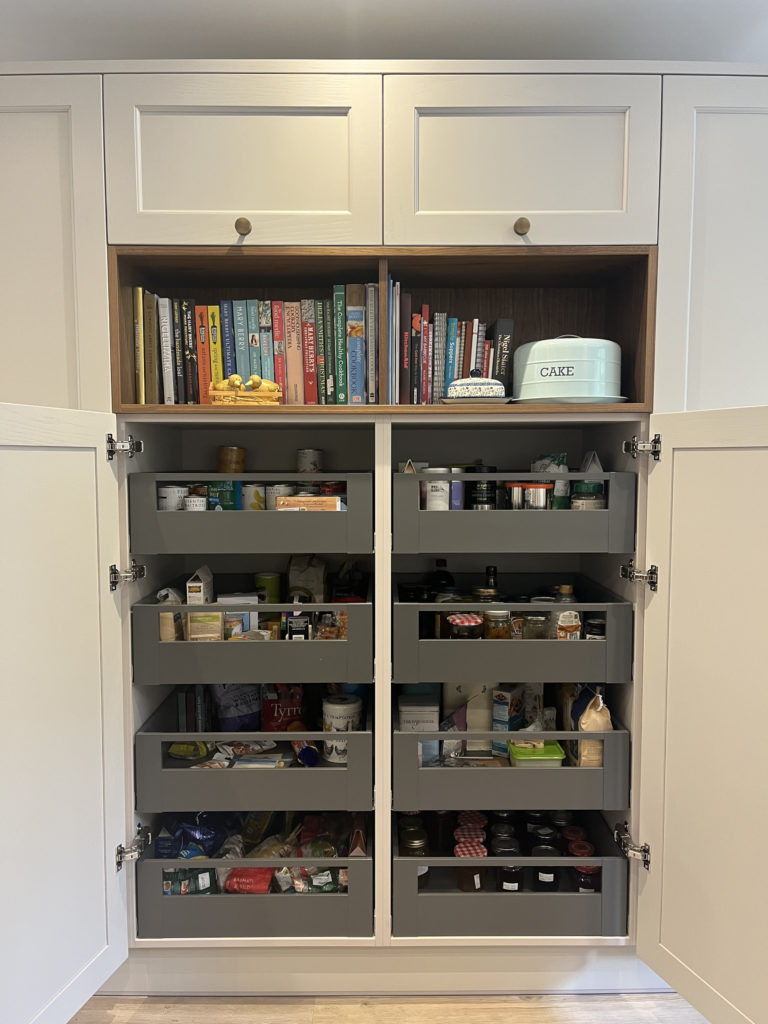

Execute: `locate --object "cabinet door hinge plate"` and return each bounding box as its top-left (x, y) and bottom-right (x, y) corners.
top-left (106, 433), bottom-right (144, 460)
top-left (116, 825), bottom-right (152, 871)
top-left (622, 433), bottom-right (661, 460)
top-left (620, 558), bottom-right (658, 591)
top-left (109, 559), bottom-right (147, 591)
top-left (614, 822), bottom-right (650, 869)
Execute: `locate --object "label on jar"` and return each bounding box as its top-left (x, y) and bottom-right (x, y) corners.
top-left (473, 873), bottom-right (481, 889)
top-left (502, 881), bottom-right (519, 891)
top-left (538, 872), bottom-right (554, 883)
top-left (578, 886), bottom-right (594, 893)
top-left (570, 495), bottom-right (606, 510)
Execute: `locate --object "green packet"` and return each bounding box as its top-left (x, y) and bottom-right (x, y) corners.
top-left (162, 867), bottom-right (218, 895)
top-left (207, 480), bottom-right (243, 510)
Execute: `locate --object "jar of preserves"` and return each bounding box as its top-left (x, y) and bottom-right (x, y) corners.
top-left (489, 809), bottom-right (516, 827)
top-left (531, 844), bottom-right (562, 891)
top-left (522, 613), bottom-right (550, 639)
top-left (573, 864), bottom-right (602, 893)
top-left (457, 810), bottom-right (488, 828)
top-left (454, 840), bottom-right (487, 891)
top-left (398, 815), bottom-right (425, 835)
top-left (570, 482), bottom-right (606, 510)
top-left (531, 824), bottom-right (559, 848)
top-left (567, 840), bottom-right (595, 860)
top-left (584, 617), bottom-right (607, 640)
top-left (454, 825), bottom-right (487, 843)
top-left (522, 810), bottom-right (548, 835)
top-left (484, 609), bottom-right (512, 639)
top-left (446, 612), bottom-right (483, 639)
top-left (490, 823), bottom-right (517, 841)
top-left (561, 825), bottom-right (587, 846)
top-left (491, 837), bottom-right (523, 893)
top-left (400, 828), bottom-right (430, 890)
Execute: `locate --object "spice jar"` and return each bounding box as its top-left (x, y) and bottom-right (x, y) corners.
top-left (217, 445), bottom-right (246, 473)
top-left (531, 844), bottom-right (562, 891)
top-left (522, 613), bottom-right (550, 639)
top-left (491, 837), bottom-right (523, 892)
top-left (447, 613), bottom-right (483, 639)
top-left (400, 828), bottom-right (430, 890)
top-left (454, 840), bottom-right (487, 891)
top-left (484, 609), bottom-right (512, 639)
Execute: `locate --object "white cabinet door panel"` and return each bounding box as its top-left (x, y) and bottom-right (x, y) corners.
top-left (384, 75), bottom-right (661, 245)
top-left (0, 76), bottom-right (110, 412)
top-left (104, 74), bottom-right (382, 245)
top-left (655, 77), bottom-right (768, 414)
top-left (0, 404), bottom-right (127, 1024)
top-left (639, 406), bottom-right (768, 1024)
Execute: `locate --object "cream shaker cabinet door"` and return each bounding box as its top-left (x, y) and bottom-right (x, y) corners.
top-left (104, 74), bottom-right (383, 245)
top-left (384, 74), bottom-right (661, 245)
top-left (654, 76), bottom-right (768, 414)
top-left (0, 76), bottom-right (110, 412)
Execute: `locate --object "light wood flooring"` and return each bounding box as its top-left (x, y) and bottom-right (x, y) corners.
top-left (71, 994), bottom-right (711, 1024)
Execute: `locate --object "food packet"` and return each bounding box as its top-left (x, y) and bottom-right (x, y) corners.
top-left (574, 689), bottom-right (613, 767)
top-left (221, 867), bottom-right (274, 893)
top-left (247, 823), bottom-right (301, 859)
top-left (163, 867), bottom-right (217, 895)
top-left (298, 839), bottom-right (337, 858)
top-left (167, 740), bottom-right (216, 760)
top-left (532, 453), bottom-right (570, 509)
top-left (211, 683), bottom-right (262, 731)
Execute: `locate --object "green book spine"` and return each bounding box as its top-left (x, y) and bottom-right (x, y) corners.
top-left (324, 298), bottom-right (335, 404)
top-left (314, 299), bottom-right (327, 405)
top-left (333, 284), bottom-right (348, 405)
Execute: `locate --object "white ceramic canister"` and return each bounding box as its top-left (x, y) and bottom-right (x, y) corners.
top-left (242, 482), bottom-right (266, 510)
top-left (322, 695), bottom-right (363, 764)
top-left (265, 483), bottom-right (297, 509)
top-left (420, 467), bottom-right (451, 510)
top-left (157, 485), bottom-right (189, 510)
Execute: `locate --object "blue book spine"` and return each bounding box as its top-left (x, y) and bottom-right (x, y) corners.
top-left (219, 300), bottom-right (236, 378)
top-left (444, 317), bottom-right (459, 392)
top-left (232, 300), bottom-right (250, 381)
top-left (347, 307), bottom-right (366, 405)
top-left (246, 300), bottom-right (261, 377)
top-left (258, 300), bottom-right (275, 383)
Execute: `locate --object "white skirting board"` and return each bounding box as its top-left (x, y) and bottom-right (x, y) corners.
top-left (102, 948), bottom-right (668, 996)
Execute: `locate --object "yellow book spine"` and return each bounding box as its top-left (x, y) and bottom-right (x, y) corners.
top-left (208, 304), bottom-right (224, 387)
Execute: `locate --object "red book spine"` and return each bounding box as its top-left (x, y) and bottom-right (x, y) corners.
top-left (271, 300), bottom-right (286, 403)
top-left (420, 304), bottom-right (430, 405)
top-left (300, 299), bottom-right (319, 405)
top-left (194, 304), bottom-right (212, 405)
top-left (461, 320), bottom-right (473, 379)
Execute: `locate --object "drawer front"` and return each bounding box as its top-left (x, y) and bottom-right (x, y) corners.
top-left (105, 74), bottom-right (382, 244)
top-left (384, 75), bottom-right (660, 245)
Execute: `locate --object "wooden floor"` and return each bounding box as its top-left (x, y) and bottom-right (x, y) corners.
top-left (71, 994), bottom-right (711, 1024)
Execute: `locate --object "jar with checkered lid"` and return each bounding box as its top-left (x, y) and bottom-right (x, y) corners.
top-left (454, 839), bottom-right (488, 892)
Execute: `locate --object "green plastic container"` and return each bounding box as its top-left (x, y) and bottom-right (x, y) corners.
top-left (508, 740), bottom-right (566, 768)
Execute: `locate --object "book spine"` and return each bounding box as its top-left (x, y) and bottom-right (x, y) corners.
top-left (398, 291), bottom-right (412, 405)
top-left (314, 299), bottom-right (327, 405)
top-left (177, 686), bottom-right (188, 731)
top-left (259, 300), bottom-right (275, 383)
top-left (271, 299), bottom-right (286, 402)
top-left (208, 304), bottom-right (223, 388)
top-left (478, 322), bottom-right (489, 376)
top-left (157, 296), bottom-right (175, 404)
top-left (300, 298), bottom-right (319, 404)
top-left (444, 317), bottom-right (458, 393)
top-left (172, 298), bottom-right (186, 404)
top-left (386, 275), bottom-right (393, 403)
top-left (410, 310), bottom-right (421, 405)
top-left (132, 286), bottom-right (145, 404)
top-left (433, 311), bottom-right (447, 402)
top-left (333, 284), bottom-right (348, 404)
top-left (323, 298), bottom-right (335, 404)
top-left (366, 282), bottom-right (378, 404)
top-left (143, 291), bottom-right (160, 405)
top-left (194, 304), bottom-right (212, 404)
top-left (420, 304), bottom-right (430, 405)
top-left (232, 299), bottom-right (250, 381)
top-left (220, 300), bottom-right (236, 379)
top-left (461, 320), bottom-right (473, 379)
top-left (283, 300), bottom-right (304, 405)
top-left (346, 283), bottom-right (366, 405)
top-left (427, 322), bottom-right (434, 404)
top-left (181, 299), bottom-right (198, 403)
top-left (246, 299), bottom-right (261, 377)
top-left (390, 280), bottom-right (399, 404)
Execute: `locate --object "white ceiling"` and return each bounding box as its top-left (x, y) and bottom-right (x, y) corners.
top-left (3, 0), bottom-right (768, 62)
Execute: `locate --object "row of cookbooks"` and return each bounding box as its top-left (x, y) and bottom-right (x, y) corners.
top-left (131, 284), bottom-right (378, 405)
top-left (385, 279), bottom-right (515, 404)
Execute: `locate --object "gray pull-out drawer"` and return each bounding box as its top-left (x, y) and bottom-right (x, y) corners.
top-left (137, 855), bottom-right (373, 939)
top-left (132, 600), bottom-right (373, 684)
top-left (392, 730), bottom-right (629, 811)
top-left (393, 600), bottom-right (632, 683)
top-left (130, 473), bottom-right (373, 554)
top-left (392, 815), bottom-right (626, 938)
top-left (392, 472), bottom-right (635, 554)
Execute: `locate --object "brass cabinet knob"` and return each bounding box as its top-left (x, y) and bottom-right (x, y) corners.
top-left (234, 217), bottom-right (253, 236)
top-left (513, 216), bottom-right (531, 236)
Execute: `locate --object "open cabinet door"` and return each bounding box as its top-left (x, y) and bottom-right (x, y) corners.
top-left (638, 406), bottom-right (768, 1024)
top-left (0, 405), bottom-right (128, 1024)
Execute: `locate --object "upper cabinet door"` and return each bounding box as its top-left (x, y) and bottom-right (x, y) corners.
top-left (654, 76), bottom-right (768, 414)
top-left (104, 74), bottom-right (383, 245)
top-left (384, 75), bottom-right (661, 246)
top-left (0, 76), bottom-right (110, 412)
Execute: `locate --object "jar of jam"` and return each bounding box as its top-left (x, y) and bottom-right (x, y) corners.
top-left (491, 837), bottom-right (523, 892)
top-left (454, 825), bottom-right (487, 843)
top-left (567, 840), bottom-right (595, 860)
top-left (584, 617), bottom-right (607, 640)
top-left (484, 609), bottom-right (512, 639)
top-left (454, 840), bottom-right (487, 891)
top-left (549, 811), bottom-right (574, 830)
top-left (561, 825), bottom-right (587, 846)
top-left (490, 823), bottom-right (516, 840)
top-left (574, 864), bottom-right (602, 893)
top-left (531, 844), bottom-right (562, 891)
top-left (400, 828), bottom-right (430, 890)
top-left (457, 810), bottom-right (488, 828)
top-left (522, 810), bottom-right (548, 836)
top-left (531, 824), bottom-right (559, 848)
top-left (522, 613), bottom-right (550, 639)
top-left (447, 613), bottom-right (483, 639)
top-left (398, 814), bottom-right (425, 836)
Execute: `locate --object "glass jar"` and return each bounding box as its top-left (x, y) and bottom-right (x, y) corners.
top-left (584, 617), bottom-right (607, 640)
top-left (531, 824), bottom-right (559, 848)
top-left (472, 586), bottom-right (498, 602)
top-left (489, 809), bottom-right (516, 827)
top-left (400, 828), bottom-right (430, 890)
top-left (484, 609), bottom-right (512, 639)
top-left (531, 844), bottom-right (562, 891)
top-left (491, 837), bottom-right (522, 893)
top-left (446, 613), bottom-right (483, 639)
top-left (567, 840), bottom-right (595, 860)
top-left (561, 825), bottom-right (588, 846)
top-left (522, 810), bottom-right (548, 835)
top-left (454, 826), bottom-right (487, 844)
top-left (428, 809), bottom-right (456, 855)
top-left (398, 815), bottom-right (425, 836)
top-left (457, 810), bottom-right (488, 828)
top-left (490, 823), bottom-right (517, 841)
top-left (574, 864), bottom-right (602, 893)
top-left (454, 841), bottom-right (487, 891)
top-left (522, 613), bottom-right (550, 640)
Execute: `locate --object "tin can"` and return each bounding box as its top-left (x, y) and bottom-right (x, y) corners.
top-left (449, 467), bottom-right (465, 510)
top-left (420, 468), bottom-right (450, 510)
top-left (296, 485), bottom-right (321, 496)
top-left (218, 446), bottom-right (246, 473)
top-left (242, 483), bottom-right (266, 510)
top-left (157, 485), bottom-right (189, 510)
top-left (297, 448), bottom-right (323, 473)
top-left (524, 483), bottom-right (554, 509)
top-left (265, 483), bottom-right (296, 509)
top-left (183, 495), bottom-right (207, 511)
top-left (504, 482), bottom-right (525, 510)
top-left (253, 572), bottom-right (281, 604)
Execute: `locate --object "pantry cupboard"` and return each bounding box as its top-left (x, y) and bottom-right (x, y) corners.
top-left (1, 61), bottom-right (767, 1024)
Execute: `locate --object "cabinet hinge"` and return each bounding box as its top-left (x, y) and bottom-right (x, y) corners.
top-left (116, 825), bottom-right (152, 871)
top-left (106, 433), bottom-right (144, 460)
top-left (620, 558), bottom-right (658, 592)
top-left (109, 559), bottom-right (147, 591)
top-left (614, 822), bottom-right (650, 870)
top-left (622, 433), bottom-right (661, 460)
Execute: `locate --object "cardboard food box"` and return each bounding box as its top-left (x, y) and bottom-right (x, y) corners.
top-left (186, 565), bottom-right (219, 641)
top-left (398, 695), bottom-right (440, 765)
top-left (275, 495), bottom-right (343, 511)
top-left (186, 565), bottom-right (214, 604)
